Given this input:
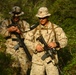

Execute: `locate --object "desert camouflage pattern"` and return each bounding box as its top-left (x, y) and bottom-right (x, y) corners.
top-left (0, 19), bottom-right (31, 75)
top-left (25, 21), bottom-right (67, 75)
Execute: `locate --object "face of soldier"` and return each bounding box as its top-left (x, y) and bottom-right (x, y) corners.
top-left (39, 17), bottom-right (48, 26)
top-left (13, 16), bottom-right (20, 22)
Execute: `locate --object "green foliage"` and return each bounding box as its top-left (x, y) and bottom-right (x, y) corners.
top-left (0, 52), bottom-right (13, 75)
top-left (0, 34), bottom-right (6, 52)
top-left (0, 34), bottom-right (21, 75)
top-left (62, 46), bottom-right (76, 75)
top-left (0, 52), bottom-right (21, 75)
top-left (49, 0), bottom-right (76, 27)
top-left (0, 0), bottom-right (76, 75)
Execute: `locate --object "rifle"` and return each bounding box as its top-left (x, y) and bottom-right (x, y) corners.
top-left (30, 22), bottom-right (39, 30)
top-left (7, 23), bottom-right (32, 61)
top-left (36, 35), bottom-right (57, 60)
top-left (37, 35), bottom-right (64, 74)
top-left (23, 22), bottom-right (39, 32)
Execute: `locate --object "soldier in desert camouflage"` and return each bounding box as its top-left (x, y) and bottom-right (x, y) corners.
top-left (0, 6), bottom-right (31, 75)
top-left (25, 7), bottom-right (68, 75)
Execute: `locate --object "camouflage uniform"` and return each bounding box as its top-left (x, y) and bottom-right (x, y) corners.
top-left (25, 7), bottom-right (68, 75)
top-left (0, 6), bottom-right (31, 75)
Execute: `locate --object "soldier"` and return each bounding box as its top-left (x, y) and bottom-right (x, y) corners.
top-left (25, 7), bottom-right (68, 75)
top-left (0, 6), bottom-right (31, 75)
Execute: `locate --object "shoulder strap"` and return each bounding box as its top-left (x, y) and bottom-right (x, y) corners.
top-left (51, 23), bottom-right (57, 42)
top-left (21, 20), bottom-right (25, 31)
top-left (7, 19), bottom-right (11, 25)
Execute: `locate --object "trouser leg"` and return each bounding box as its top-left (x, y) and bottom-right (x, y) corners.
top-left (30, 63), bottom-right (45, 75)
top-left (17, 52), bottom-right (28, 75)
top-left (46, 62), bottom-right (59, 75)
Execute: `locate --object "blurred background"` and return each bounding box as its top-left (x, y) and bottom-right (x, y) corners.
top-left (0, 0), bottom-right (76, 75)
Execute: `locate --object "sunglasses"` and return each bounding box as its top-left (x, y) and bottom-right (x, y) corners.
top-left (39, 16), bottom-right (48, 19)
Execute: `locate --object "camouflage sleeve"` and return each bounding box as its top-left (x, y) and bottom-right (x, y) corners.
top-left (22, 20), bottom-right (30, 32)
top-left (55, 26), bottom-right (68, 48)
top-left (24, 29), bottom-right (39, 51)
top-left (0, 20), bottom-right (10, 37)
